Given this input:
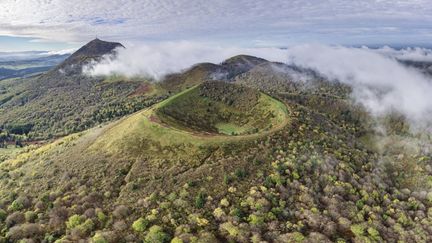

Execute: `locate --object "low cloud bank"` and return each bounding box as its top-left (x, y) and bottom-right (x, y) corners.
top-left (372, 46), bottom-right (432, 62)
top-left (84, 42), bottom-right (432, 126)
top-left (83, 41), bottom-right (287, 80)
top-left (285, 44), bottom-right (432, 125)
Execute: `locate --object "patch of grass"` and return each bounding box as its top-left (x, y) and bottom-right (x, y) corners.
top-left (215, 123), bottom-right (250, 135)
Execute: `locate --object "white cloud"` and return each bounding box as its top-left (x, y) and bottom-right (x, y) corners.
top-left (0, 0), bottom-right (431, 45)
top-left (44, 48), bottom-right (76, 56)
top-left (372, 46), bottom-right (432, 62)
top-left (83, 41), bottom-right (287, 79)
top-left (284, 44), bottom-right (432, 125)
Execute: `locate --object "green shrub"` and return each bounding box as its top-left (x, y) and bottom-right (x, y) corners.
top-left (356, 200), bottom-right (364, 210)
top-left (92, 232), bottom-right (108, 243)
top-left (223, 174), bottom-right (232, 185)
top-left (195, 192), bottom-right (206, 209)
top-left (132, 217), bottom-right (149, 233)
top-left (97, 211), bottom-right (107, 224)
top-left (66, 214), bottom-right (83, 229)
top-left (76, 219), bottom-right (94, 234)
top-left (220, 222), bottom-right (240, 237)
top-left (170, 237), bottom-right (183, 243)
top-left (44, 234), bottom-right (55, 243)
top-left (24, 211), bottom-right (37, 223)
top-left (291, 232), bottom-right (305, 242)
top-left (8, 200), bottom-right (23, 211)
top-left (264, 176), bottom-right (274, 187)
top-left (350, 224), bottom-right (365, 237)
top-left (397, 212), bottom-right (410, 226)
top-left (234, 168), bottom-right (247, 179)
top-left (367, 227), bottom-right (380, 241)
top-left (144, 225), bottom-right (170, 243)
top-left (0, 209), bottom-right (7, 221)
top-left (220, 198), bottom-right (229, 207)
top-left (248, 214), bottom-right (264, 226)
top-left (292, 171), bottom-right (300, 180)
top-left (231, 208), bottom-right (245, 219)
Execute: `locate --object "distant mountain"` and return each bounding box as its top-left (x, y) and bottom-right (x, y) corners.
top-left (0, 39), bottom-right (149, 140)
top-left (53, 38), bottom-right (124, 75)
top-left (0, 52), bottom-right (70, 80)
top-left (0, 51), bottom-right (55, 61)
top-left (0, 53), bottom-right (70, 66)
top-left (160, 62), bottom-right (227, 92)
top-left (221, 54), bottom-right (268, 78)
top-left (0, 66), bottom-right (52, 80)
top-left (159, 55), bottom-right (269, 93)
top-left (0, 68), bottom-right (15, 79)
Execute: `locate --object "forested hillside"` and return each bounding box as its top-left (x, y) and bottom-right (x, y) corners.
top-left (0, 40), bottom-right (430, 242)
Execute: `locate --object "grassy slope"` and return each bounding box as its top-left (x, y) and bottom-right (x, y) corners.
top-left (155, 83), bottom-right (288, 136)
top-left (0, 83), bottom-right (290, 203)
top-left (92, 85), bottom-right (289, 153)
top-left (0, 146), bottom-right (24, 162)
top-left (0, 85), bottom-right (291, 239)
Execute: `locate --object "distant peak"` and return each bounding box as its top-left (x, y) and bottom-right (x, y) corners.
top-left (69, 38), bottom-right (124, 58)
top-left (84, 38), bottom-right (124, 48)
top-left (222, 55), bottom-right (268, 64)
top-left (52, 38), bottom-right (125, 74)
top-left (90, 38), bottom-right (101, 43)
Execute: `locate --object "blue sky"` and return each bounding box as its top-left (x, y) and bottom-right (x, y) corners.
top-left (0, 0), bottom-right (431, 51)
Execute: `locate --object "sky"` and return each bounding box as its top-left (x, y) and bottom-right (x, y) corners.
top-left (0, 0), bottom-right (431, 51)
